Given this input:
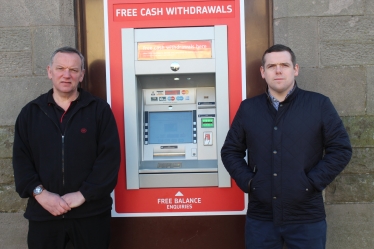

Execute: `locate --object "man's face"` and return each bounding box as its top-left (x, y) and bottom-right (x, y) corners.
top-left (47, 52), bottom-right (85, 96)
top-left (260, 51), bottom-right (299, 98)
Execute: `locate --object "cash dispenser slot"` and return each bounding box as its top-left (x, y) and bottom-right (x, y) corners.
top-left (153, 146), bottom-right (186, 157)
top-left (153, 152), bottom-right (186, 157)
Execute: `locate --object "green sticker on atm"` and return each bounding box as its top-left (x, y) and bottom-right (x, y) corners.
top-left (201, 118), bottom-right (214, 128)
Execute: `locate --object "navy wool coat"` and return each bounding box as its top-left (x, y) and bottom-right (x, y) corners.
top-left (221, 86), bottom-right (352, 226)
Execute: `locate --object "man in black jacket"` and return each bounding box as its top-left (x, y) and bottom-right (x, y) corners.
top-left (221, 44), bottom-right (352, 249)
top-left (13, 47), bottom-right (121, 249)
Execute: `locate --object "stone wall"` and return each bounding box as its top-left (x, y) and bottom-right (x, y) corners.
top-left (0, 0), bottom-right (76, 248)
top-left (273, 0), bottom-right (374, 248)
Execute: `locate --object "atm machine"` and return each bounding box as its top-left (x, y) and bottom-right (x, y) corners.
top-left (122, 26), bottom-right (231, 189)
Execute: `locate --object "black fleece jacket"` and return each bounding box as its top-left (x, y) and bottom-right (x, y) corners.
top-left (221, 86), bottom-right (352, 226)
top-left (13, 88), bottom-right (120, 221)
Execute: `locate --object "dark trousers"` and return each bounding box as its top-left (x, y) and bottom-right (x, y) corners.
top-left (28, 211), bottom-right (111, 249)
top-left (245, 217), bottom-right (326, 249)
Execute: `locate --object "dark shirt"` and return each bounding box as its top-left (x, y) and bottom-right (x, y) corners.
top-left (47, 90), bottom-right (81, 134)
top-left (268, 83), bottom-right (296, 111)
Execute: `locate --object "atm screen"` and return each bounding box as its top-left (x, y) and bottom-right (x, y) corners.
top-left (148, 111), bottom-right (193, 144)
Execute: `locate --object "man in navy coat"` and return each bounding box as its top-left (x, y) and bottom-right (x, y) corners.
top-left (221, 44), bottom-right (352, 249)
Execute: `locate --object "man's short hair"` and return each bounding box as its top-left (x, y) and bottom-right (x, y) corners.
top-left (49, 46), bottom-right (85, 70)
top-left (261, 44), bottom-right (296, 67)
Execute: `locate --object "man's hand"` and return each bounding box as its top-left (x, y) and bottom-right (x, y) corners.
top-left (35, 190), bottom-right (71, 216)
top-left (61, 191), bottom-right (86, 208)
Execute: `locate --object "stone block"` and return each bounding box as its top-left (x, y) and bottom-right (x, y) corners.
top-left (316, 67), bottom-right (366, 116)
top-left (0, 0), bottom-right (74, 27)
top-left (320, 41), bottom-right (374, 66)
top-left (273, 17), bottom-right (319, 68)
top-left (0, 52), bottom-right (32, 77)
top-left (295, 68), bottom-right (318, 92)
top-left (341, 116), bottom-right (374, 147)
top-left (0, 28), bottom-right (31, 51)
top-left (0, 184), bottom-right (27, 212)
top-left (0, 126), bottom-right (14, 158)
top-left (26, 0), bottom-right (75, 26)
top-left (365, 0), bottom-right (374, 14)
top-left (273, 0), bottom-right (364, 18)
top-left (325, 174), bottom-right (374, 203)
top-left (0, 159), bottom-right (13, 184)
top-left (344, 148), bottom-right (374, 174)
top-left (366, 66), bottom-right (374, 115)
top-left (320, 16), bottom-right (374, 42)
top-left (0, 0), bottom-right (31, 27)
top-left (0, 213), bottom-right (28, 249)
top-left (60, 0), bottom-right (75, 26)
top-left (297, 67), bottom-right (366, 116)
top-left (33, 26), bottom-right (76, 76)
top-left (0, 77), bottom-right (51, 125)
top-left (326, 203), bottom-right (374, 249)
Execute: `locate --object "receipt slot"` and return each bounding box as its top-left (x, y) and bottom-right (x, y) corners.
top-left (123, 26), bottom-right (231, 189)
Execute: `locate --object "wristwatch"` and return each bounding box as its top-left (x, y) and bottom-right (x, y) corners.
top-left (33, 185), bottom-right (44, 197)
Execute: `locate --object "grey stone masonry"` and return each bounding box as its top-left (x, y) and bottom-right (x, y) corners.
top-left (0, 28), bottom-right (31, 51)
top-left (326, 174), bottom-right (374, 203)
top-left (0, 126), bottom-right (28, 213)
top-left (0, 159), bottom-right (13, 184)
top-left (296, 67), bottom-right (366, 116)
top-left (345, 148), bottom-right (374, 174)
top-left (326, 204), bottom-right (374, 248)
top-left (367, 0), bottom-right (374, 14)
top-left (0, 213), bottom-right (27, 249)
top-left (0, 184), bottom-right (27, 212)
top-left (0, 52), bottom-right (32, 76)
top-left (0, 0), bottom-right (74, 27)
top-left (319, 16), bottom-right (374, 66)
top-left (342, 116), bottom-right (374, 148)
top-left (273, 0), bottom-right (365, 18)
top-left (0, 77), bottom-right (52, 125)
top-left (0, 126), bottom-right (13, 158)
top-left (366, 66), bottom-right (374, 115)
top-left (320, 42), bottom-right (374, 67)
top-left (319, 16), bottom-right (374, 41)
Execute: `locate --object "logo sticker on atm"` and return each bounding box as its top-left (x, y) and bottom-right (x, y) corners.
top-left (151, 97), bottom-right (158, 101)
top-left (159, 97), bottom-right (166, 101)
top-left (167, 96), bottom-right (175, 101)
top-left (181, 90), bottom-right (189, 95)
top-left (176, 96), bottom-right (184, 101)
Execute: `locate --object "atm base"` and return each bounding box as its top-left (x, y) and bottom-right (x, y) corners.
top-left (139, 172), bottom-right (218, 188)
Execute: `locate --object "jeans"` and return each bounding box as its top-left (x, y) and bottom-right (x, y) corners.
top-left (245, 216), bottom-right (326, 249)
